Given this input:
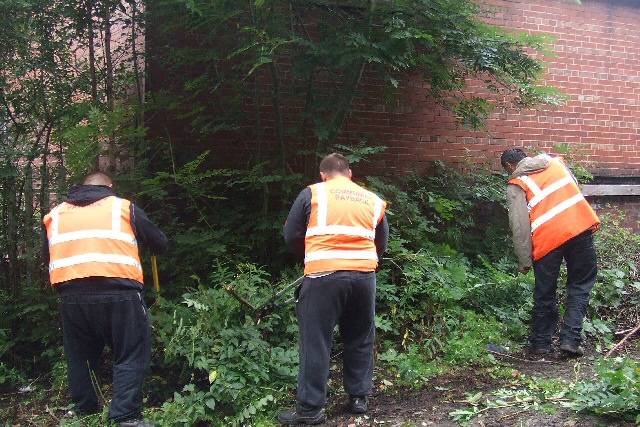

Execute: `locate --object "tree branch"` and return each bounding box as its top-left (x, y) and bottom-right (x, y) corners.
top-left (606, 319), bottom-right (640, 358)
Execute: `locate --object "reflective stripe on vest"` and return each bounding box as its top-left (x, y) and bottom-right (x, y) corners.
top-left (303, 177), bottom-right (386, 275)
top-left (305, 182), bottom-right (378, 240)
top-left (304, 249), bottom-right (379, 263)
top-left (49, 253), bottom-right (142, 271)
top-left (49, 229), bottom-right (137, 246)
top-left (519, 175), bottom-right (541, 196)
top-left (306, 225), bottom-right (375, 239)
top-left (530, 193), bottom-right (584, 232)
top-left (527, 176), bottom-right (575, 211)
top-left (44, 196), bottom-right (143, 285)
top-left (509, 156), bottom-right (600, 260)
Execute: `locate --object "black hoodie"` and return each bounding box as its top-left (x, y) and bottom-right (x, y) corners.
top-left (43, 185), bottom-right (169, 295)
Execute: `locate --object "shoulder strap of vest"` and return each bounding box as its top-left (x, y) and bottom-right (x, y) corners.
top-left (44, 202), bottom-right (66, 222)
top-left (508, 177), bottom-right (527, 191)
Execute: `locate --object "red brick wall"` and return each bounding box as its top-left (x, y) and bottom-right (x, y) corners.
top-left (150, 1), bottom-right (640, 177)
top-left (343, 0), bottom-right (640, 175)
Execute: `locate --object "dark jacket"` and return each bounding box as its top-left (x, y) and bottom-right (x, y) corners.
top-left (284, 186), bottom-right (389, 261)
top-left (43, 185), bottom-right (169, 295)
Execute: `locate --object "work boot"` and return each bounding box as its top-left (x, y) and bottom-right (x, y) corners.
top-left (560, 342), bottom-right (584, 357)
top-left (277, 407), bottom-right (326, 425)
top-left (348, 396), bottom-right (368, 414)
top-left (118, 419), bottom-right (155, 427)
top-left (528, 346), bottom-right (552, 355)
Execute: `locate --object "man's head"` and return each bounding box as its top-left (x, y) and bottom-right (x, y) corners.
top-left (500, 148), bottom-right (527, 175)
top-left (83, 171), bottom-right (113, 187)
top-left (319, 153), bottom-right (352, 181)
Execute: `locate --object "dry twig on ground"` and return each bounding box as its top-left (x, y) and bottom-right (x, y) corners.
top-left (606, 319), bottom-right (640, 358)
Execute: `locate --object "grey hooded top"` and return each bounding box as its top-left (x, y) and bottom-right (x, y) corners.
top-left (506, 155), bottom-right (551, 269)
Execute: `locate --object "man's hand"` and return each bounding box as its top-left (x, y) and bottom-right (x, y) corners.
top-left (519, 265), bottom-right (531, 274)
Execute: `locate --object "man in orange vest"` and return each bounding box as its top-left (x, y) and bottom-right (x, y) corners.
top-left (501, 148), bottom-right (599, 357)
top-left (278, 153), bottom-right (389, 425)
top-left (43, 172), bottom-right (167, 427)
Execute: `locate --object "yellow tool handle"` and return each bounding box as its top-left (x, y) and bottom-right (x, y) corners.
top-left (151, 255), bottom-right (160, 294)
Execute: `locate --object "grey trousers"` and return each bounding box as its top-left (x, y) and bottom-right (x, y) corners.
top-left (296, 271), bottom-right (376, 410)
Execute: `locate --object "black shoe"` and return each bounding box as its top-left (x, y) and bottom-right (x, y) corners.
top-left (277, 408), bottom-right (326, 425)
top-left (348, 396), bottom-right (368, 414)
top-left (529, 346), bottom-right (552, 355)
top-left (560, 342), bottom-right (584, 357)
top-left (118, 419), bottom-right (155, 427)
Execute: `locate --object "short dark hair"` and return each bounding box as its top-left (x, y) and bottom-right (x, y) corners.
top-left (83, 171), bottom-right (113, 186)
top-left (500, 148), bottom-right (527, 168)
top-left (319, 153), bottom-right (350, 174)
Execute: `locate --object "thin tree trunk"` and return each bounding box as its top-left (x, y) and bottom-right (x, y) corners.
top-left (103, 3), bottom-right (116, 172)
top-left (254, 74), bottom-right (262, 163)
top-left (40, 126), bottom-right (52, 287)
top-left (301, 73), bottom-right (315, 177)
top-left (325, 0), bottom-right (376, 146)
top-left (24, 162), bottom-right (34, 285)
top-left (325, 62), bottom-right (366, 146)
top-left (87, 0), bottom-right (99, 169)
top-left (56, 141), bottom-right (66, 202)
top-left (4, 162), bottom-right (20, 364)
top-left (87, 0), bottom-right (98, 103)
top-left (131, 1), bottom-right (144, 122)
top-left (268, 62), bottom-right (286, 172)
top-left (130, 0), bottom-right (144, 166)
top-left (40, 126), bottom-right (51, 217)
top-left (6, 167), bottom-right (18, 297)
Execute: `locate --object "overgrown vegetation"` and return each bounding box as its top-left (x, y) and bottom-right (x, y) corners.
top-left (143, 167), bottom-right (528, 423)
top-left (450, 357), bottom-right (640, 425)
top-left (3, 167), bottom-right (640, 425)
top-left (0, 0), bottom-right (638, 426)
top-left (568, 357), bottom-right (640, 423)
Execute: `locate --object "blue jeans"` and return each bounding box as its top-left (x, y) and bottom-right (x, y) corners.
top-left (531, 230), bottom-right (597, 348)
top-left (296, 271), bottom-right (376, 410)
top-left (59, 290), bottom-right (151, 422)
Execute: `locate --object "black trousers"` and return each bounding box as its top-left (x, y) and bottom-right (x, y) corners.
top-left (531, 230), bottom-right (597, 348)
top-left (296, 271), bottom-right (376, 411)
top-left (59, 290), bottom-right (151, 422)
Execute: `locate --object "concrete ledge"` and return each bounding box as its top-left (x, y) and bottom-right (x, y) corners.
top-left (582, 185), bottom-right (640, 197)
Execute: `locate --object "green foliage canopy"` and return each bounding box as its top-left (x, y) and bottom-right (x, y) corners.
top-left (149, 0), bottom-right (564, 171)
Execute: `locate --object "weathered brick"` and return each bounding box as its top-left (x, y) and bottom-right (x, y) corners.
top-left (211, 0), bottom-right (640, 176)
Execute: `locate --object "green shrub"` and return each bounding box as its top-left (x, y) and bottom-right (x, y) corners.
top-left (568, 357), bottom-right (640, 423)
top-left (440, 310), bottom-right (510, 365)
top-left (150, 264), bottom-right (298, 425)
top-left (378, 345), bottom-right (443, 388)
top-left (0, 362), bottom-right (24, 387)
top-left (7, 161), bottom-right (640, 425)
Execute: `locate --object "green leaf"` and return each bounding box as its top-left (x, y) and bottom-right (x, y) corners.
top-left (205, 398), bottom-right (216, 410)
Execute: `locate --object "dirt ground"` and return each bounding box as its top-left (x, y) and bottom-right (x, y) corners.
top-left (325, 347), bottom-right (639, 427)
top-left (2, 346), bottom-right (637, 426)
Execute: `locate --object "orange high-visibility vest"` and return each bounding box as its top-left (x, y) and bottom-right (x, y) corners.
top-left (304, 176), bottom-right (386, 275)
top-left (509, 156), bottom-right (600, 261)
top-left (43, 196), bottom-right (144, 286)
